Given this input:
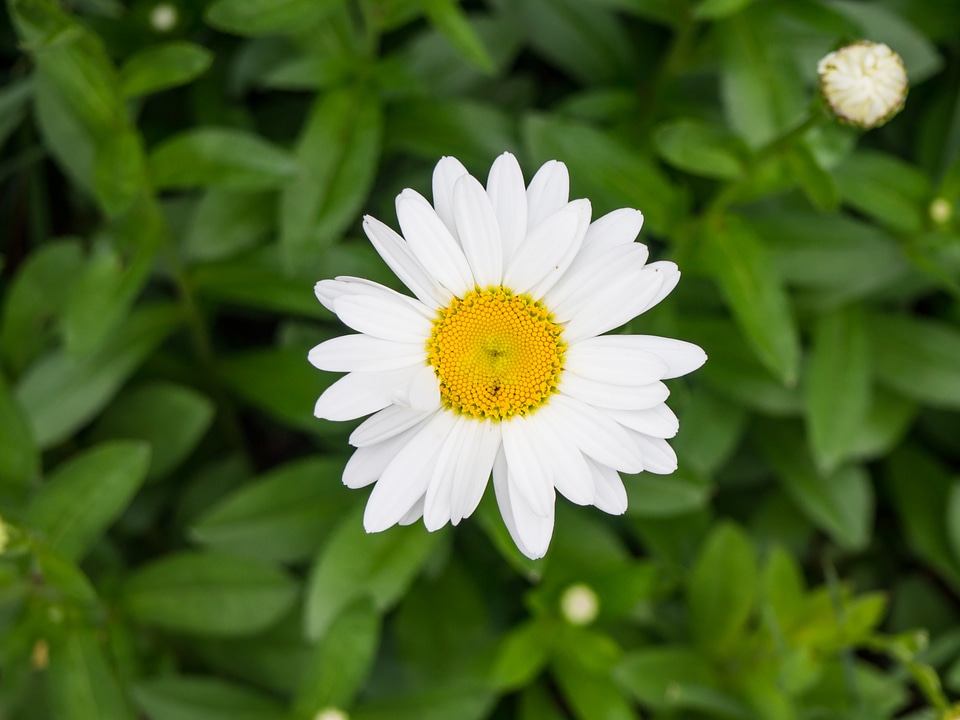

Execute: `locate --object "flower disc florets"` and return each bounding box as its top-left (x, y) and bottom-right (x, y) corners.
top-left (817, 40), bottom-right (908, 130)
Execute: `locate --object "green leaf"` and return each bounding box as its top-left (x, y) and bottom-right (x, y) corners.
top-left (25, 441), bottom-right (150, 560)
top-left (15, 304), bottom-right (181, 449)
top-left (350, 678), bottom-right (494, 720)
top-left (553, 655), bottom-right (636, 720)
top-left (45, 625), bottom-right (134, 720)
top-left (833, 151), bottom-right (930, 234)
top-left (281, 86), bottom-right (383, 264)
top-left (701, 214), bottom-right (800, 386)
top-left (867, 314), bottom-right (960, 409)
top-left (304, 507), bottom-right (437, 639)
top-left (220, 346), bottom-right (332, 433)
top-left (761, 545), bottom-right (806, 631)
top-left (0, 373), bottom-right (38, 492)
top-left (88, 382), bottom-right (214, 481)
top-left (205, 0), bottom-right (343, 36)
top-left (490, 619), bottom-right (553, 690)
top-left (0, 79), bottom-right (32, 151)
top-left (787, 140), bottom-right (839, 212)
top-left (948, 484), bottom-right (960, 568)
top-left (386, 98), bottom-right (517, 170)
top-left (121, 551), bottom-right (298, 636)
top-left (717, 7), bottom-right (806, 147)
top-left (294, 599), bottom-right (380, 718)
top-left (687, 522), bottom-right (757, 656)
top-left (190, 456), bottom-right (354, 563)
top-left (524, 114), bottom-right (685, 234)
top-left (653, 118), bottom-right (746, 180)
top-left (671, 388), bottom-right (747, 476)
top-left (693, 0), bottom-right (754, 20)
top-left (132, 675), bottom-right (286, 720)
top-left (615, 646), bottom-right (719, 711)
top-left (804, 305), bottom-right (872, 473)
top-left (0, 239), bottom-right (82, 375)
top-left (119, 41), bottom-right (213, 97)
top-left (758, 422), bottom-right (873, 551)
top-left (183, 190), bottom-right (275, 262)
top-left (419, 0), bottom-right (495, 72)
top-left (848, 389), bottom-right (916, 461)
top-left (623, 471), bottom-right (712, 517)
top-left (149, 129), bottom-right (298, 190)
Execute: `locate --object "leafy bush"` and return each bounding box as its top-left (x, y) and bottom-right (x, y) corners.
top-left (1, 0), bottom-right (960, 719)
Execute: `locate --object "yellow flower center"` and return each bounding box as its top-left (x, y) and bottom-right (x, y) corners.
top-left (426, 287), bottom-right (566, 420)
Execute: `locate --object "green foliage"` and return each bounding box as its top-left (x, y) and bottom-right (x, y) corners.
top-left (1, 0), bottom-right (959, 718)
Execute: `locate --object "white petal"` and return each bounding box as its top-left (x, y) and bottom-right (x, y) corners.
top-left (603, 404), bottom-right (679, 439)
top-left (548, 394), bottom-right (644, 473)
top-left (629, 431), bottom-right (678, 474)
top-left (399, 495), bottom-right (425, 525)
top-left (454, 174), bottom-right (503, 287)
top-left (486, 152), bottom-right (527, 264)
top-left (501, 418), bottom-right (555, 517)
top-left (528, 405), bottom-right (594, 506)
top-left (394, 363), bottom-right (441, 411)
top-left (363, 411), bottom-right (457, 532)
top-left (493, 447), bottom-right (554, 560)
top-left (526, 160), bottom-right (569, 231)
top-left (449, 420), bottom-right (501, 525)
top-left (568, 207), bottom-right (646, 276)
top-left (561, 374), bottom-right (669, 410)
top-left (308, 335), bottom-right (425, 372)
top-left (349, 405), bottom-right (435, 447)
top-left (332, 294), bottom-right (433, 344)
top-left (587, 458), bottom-right (628, 515)
top-left (635, 261), bottom-right (681, 314)
top-left (423, 415), bottom-right (471, 531)
top-left (432, 156), bottom-right (470, 237)
top-left (343, 421), bottom-right (429, 487)
top-left (565, 341), bottom-right (669, 385)
top-left (529, 199), bottom-right (592, 298)
top-left (363, 216), bottom-right (450, 309)
top-left (502, 204), bottom-right (586, 296)
top-left (315, 277), bottom-right (388, 313)
top-left (615, 336), bottom-right (708, 379)
top-left (314, 367), bottom-right (419, 421)
top-left (397, 189), bottom-right (474, 296)
top-left (545, 243), bottom-right (648, 322)
top-left (561, 263), bottom-right (666, 344)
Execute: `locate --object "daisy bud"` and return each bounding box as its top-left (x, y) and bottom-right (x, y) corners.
top-left (314, 709), bottom-right (349, 720)
top-left (0, 516), bottom-right (7, 554)
top-left (150, 3), bottom-right (178, 32)
top-left (560, 583), bottom-right (600, 626)
top-left (930, 197), bottom-right (953, 225)
top-left (817, 41), bottom-right (908, 130)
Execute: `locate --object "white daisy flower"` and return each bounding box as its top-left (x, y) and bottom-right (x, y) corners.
top-left (818, 41), bottom-right (908, 130)
top-left (309, 153), bottom-right (706, 559)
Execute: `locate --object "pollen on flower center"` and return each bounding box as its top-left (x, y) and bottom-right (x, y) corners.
top-left (426, 287), bottom-right (565, 420)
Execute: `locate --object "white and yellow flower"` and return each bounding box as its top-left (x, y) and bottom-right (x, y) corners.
top-left (310, 153), bottom-right (706, 559)
top-left (818, 41), bottom-right (908, 130)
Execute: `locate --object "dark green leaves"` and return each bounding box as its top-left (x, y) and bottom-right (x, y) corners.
top-left (653, 118), bottom-right (746, 179)
top-left (205, 0), bottom-right (343, 36)
top-left (46, 626), bottom-right (134, 720)
top-left (121, 552), bottom-right (298, 636)
top-left (25, 441), bottom-right (150, 560)
top-left (119, 42), bottom-right (213, 97)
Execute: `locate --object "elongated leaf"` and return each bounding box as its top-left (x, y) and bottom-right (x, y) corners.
top-left (524, 114), bottom-right (685, 234)
top-left (694, 0), bottom-right (754, 20)
top-left (949, 485), bottom-right (960, 568)
top-left (281, 86), bottom-right (383, 264)
top-left (121, 551), bottom-right (298, 636)
top-left (183, 190), bottom-right (274, 262)
top-left (88, 382), bottom-right (214, 481)
top-left (294, 599), bottom-right (380, 717)
top-left (804, 305), bottom-right (872, 473)
top-left (0, 79), bottom-right (32, 151)
top-left (15, 304), bottom-right (181, 449)
top-left (206, 0), bottom-right (342, 36)
top-left (0, 373), bottom-right (39, 493)
top-left (132, 676), bottom-right (285, 720)
top-left (46, 625), bottom-right (134, 720)
top-left (624, 472), bottom-right (711, 517)
top-left (304, 507), bottom-right (437, 639)
top-left (653, 118), bottom-right (745, 179)
top-left (788, 140), bottom-right (839, 212)
top-left (25, 441), bottom-right (150, 560)
top-left (190, 456), bottom-right (353, 563)
top-left (702, 214), bottom-right (800, 386)
top-left (759, 422), bottom-right (873, 550)
top-left (0, 239), bottom-right (82, 374)
top-left (867, 314), bottom-right (960, 409)
top-left (149, 129), bottom-right (298, 190)
top-left (420, 0), bottom-right (495, 72)
top-left (119, 41), bottom-right (213, 97)
top-left (687, 522), bottom-right (756, 656)
top-left (553, 655), bottom-right (636, 720)
top-left (833, 151), bottom-right (929, 233)
top-left (615, 646), bottom-right (719, 711)
top-left (490, 619), bottom-right (553, 690)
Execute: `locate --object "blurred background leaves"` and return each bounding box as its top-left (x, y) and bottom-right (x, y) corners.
top-left (1, 0), bottom-right (960, 718)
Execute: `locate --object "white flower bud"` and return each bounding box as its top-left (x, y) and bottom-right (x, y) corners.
top-left (930, 197), bottom-right (953, 225)
top-left (150, 3), bottom-right (178, 33)
top-left (818, 41), bottom-right (908, 130)
top-left (559, 583), bottom-right (600, 626)
top-left (314, 709), bottom-right (350, 720)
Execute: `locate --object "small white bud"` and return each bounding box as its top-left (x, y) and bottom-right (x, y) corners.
top-left (0, 516), bottom-right (8, 554)
top-left (150, 3), bottom-right (178, 33)
top-left (559, 583), bottom-right (600, 626)
top-left (314, 709), bottom-right (350, 720)
top-left (930, 197), bottom-right (953, 225)
top-left (818, 41), bottom-right (908, 130)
